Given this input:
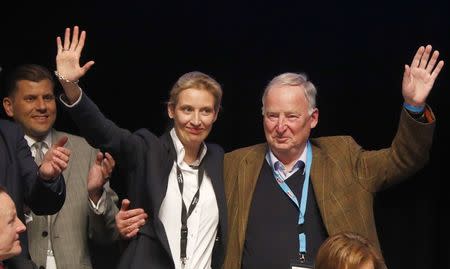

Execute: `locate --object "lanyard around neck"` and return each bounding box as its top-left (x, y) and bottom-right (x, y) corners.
top-left (176, 163), bottom-right (205, 265)
top-left (268, 141), bottom-right (312, 263)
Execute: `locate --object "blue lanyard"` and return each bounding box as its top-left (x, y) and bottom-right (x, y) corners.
top-left (268, 141), bottom-right (312, 262)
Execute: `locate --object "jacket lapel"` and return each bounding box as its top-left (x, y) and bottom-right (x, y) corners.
top-left (238, 144), bottom-right (266, 245)
top-left (153, 132), bottom-right (177, 260)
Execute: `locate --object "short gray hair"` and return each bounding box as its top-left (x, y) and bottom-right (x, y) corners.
top-left (261, 72), bottom-right (317, 115)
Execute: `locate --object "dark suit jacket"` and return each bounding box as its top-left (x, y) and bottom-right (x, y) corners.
top-left (0, 119), bottom-right (66, 268)
top-left (223, 108), bottom-right (435, 269)
top-left (63, 93), bottom-right (227, 269)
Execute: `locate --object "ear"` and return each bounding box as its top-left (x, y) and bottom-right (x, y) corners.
top-left (309, 108), bottom-right (319, 129)
top-left (2, 97), bottom-right (14, 117)
top-left (212, 107), bottom-right (220, 123)
top-left (167, 104), bottom-right (175, 119)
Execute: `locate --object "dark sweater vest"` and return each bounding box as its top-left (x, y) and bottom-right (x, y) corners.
top-left (241, 160), bottom-right (328, 269)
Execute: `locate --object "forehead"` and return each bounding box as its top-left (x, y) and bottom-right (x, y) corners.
top-left (265, 85), bottom-right (308, 111)
top-left (15, 79), bottom-right (54, 95)
top-left (177, 88), bottom-right (215, 107)
top-left (0, 193), bottom-right (15, 219)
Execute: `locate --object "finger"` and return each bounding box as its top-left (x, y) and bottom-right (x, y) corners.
top-left (430, 60), bottom-right (444, 83)
top-left (48, 148), bottom-right (70, 164)
top-left (95, 151), bottom-right (104, 165)
top-left (426, 50), bottom-right (439, 73)
top-left (101, 159), bottom-right (113, 177)
top-left (120, 199), bottom-right (131, 211)
top-left (411, 46), bottom-right (424, 68)
top-left (75, 30), bottom-right (87, 54)
top-left (419, 44), bottom-right (432, 69)
top-left (49, 162), bottom-right (62, 174)
top-left (63, 27), bottom-right (71, 50)
top-left (126, 213), bottom-right (148, 227)
top-left (103, 153), bottom-right (115, 172)
top-left (52, 147), bottom-right (71, 161)
top-left (124, 209), bottom-right (147, 219)
top-left (56, 36), bottom-right (63, 53)
top-left (81, 60), bottom-right (96, 74)
top-left (104, 152), bottom-right (115, 166)
top-left (125, 228), bottom-right (139, 239)
top-left (52, 156), bottom-right (69, 171)
top-left (69, 26), bottom-right (79, 51)
top-left (403, 64), bottom-right (410, 83)
top-left (54, 136), bottom-right (68, 147)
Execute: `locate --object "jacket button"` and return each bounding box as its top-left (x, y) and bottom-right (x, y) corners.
top-left (42, 231), bottom-right (48, 237)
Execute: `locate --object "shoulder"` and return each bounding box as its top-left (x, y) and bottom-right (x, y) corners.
top-left (225, 143), bottom-right (266, 160)
top-left (311, 135), bottom-right (360, 155)
top-left (54, 130), bottom-right (94, 148)
top-left (206, 142), bottom-right (225, 155)
top-left (0, 119), bottom-right (24, 140)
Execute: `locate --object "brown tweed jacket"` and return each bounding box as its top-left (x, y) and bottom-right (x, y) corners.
top-left (222, 108), bottom-right (435, 269)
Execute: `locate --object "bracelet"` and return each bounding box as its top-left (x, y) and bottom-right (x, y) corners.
top-left (54, 70), bottom-right (79, 84)
top-left (403, 102), bottom-right (425, 113)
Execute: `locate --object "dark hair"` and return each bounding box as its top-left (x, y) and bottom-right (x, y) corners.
top-left (3, 64), bottom-right (54, 98)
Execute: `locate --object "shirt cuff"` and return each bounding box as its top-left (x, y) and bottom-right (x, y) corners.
top-left (59, 87), bottom-right (83, 107)
top-left (40, 175), bottom-right (64, 195)
top-left (89, 190), bottom-right (107, 215)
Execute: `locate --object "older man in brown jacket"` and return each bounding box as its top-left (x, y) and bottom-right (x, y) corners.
top-left (223, 44), bottom-right (443, 269)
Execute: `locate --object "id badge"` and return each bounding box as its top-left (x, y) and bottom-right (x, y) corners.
top-left (290, 260), bottom-right (313, 269)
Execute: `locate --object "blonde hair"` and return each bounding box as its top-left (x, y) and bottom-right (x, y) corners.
top-left (168, 71), bottom-right (222, 111)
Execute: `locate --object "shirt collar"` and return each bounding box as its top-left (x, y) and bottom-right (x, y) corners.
top-left (24, 132), bottom-right (52, 149)
top-left (267, 145), bottom-right (307, 174)
top-left (170, 128), bottom-right (207, 167)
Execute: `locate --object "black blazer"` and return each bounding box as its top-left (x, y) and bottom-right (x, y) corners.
top-left (64, 94), bottom-right (227, 269)
top-left (0, 119), bottom-right (66, 267)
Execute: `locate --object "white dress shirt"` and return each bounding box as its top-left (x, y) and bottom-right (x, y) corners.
top-left (158, 129), bottom-right (219, 269)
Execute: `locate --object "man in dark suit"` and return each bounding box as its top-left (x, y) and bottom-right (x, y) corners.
top-left (0, 118), bottom-right (69, 268)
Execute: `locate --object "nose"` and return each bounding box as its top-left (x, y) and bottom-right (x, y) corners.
top-left (276, 116), bottom-right (287, 132)
top-left (16, 218), bottom-right (26, 234)
top-left (35, 97), bottom-right (46, 111)
top-left (191, 112), bottom-right (201, 126)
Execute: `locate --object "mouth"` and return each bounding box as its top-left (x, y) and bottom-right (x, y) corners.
top-left (32, 115), bottom-right (48, 122)
top-left (274, 137), bottom-right (289, 143)
top-left (186, 127), bottom-right (203, 135)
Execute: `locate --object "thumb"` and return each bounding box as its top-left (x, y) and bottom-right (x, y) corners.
top-left (54, 136), bottom-right (68, 147)
top-left (403, 64), bottom-right (410, 81)
top-left (120, 199), bottom-right (130, 211)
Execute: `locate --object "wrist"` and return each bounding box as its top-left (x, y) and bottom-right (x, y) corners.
top-left (89, 188), bottom-right (104, 202)
top-left (54, 70), bottom-right (79, 84)
top-left (37, 165), bottom-right (55, 182)
top-left (403, 102), bottom-right (425, 113)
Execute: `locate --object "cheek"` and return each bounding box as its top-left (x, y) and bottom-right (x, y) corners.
top-left (263, 120), bottom-right (275, 131)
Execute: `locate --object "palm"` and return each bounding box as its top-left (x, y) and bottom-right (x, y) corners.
top-left (402, 45), bottom-right (444, 106)
top-left (56, 26), bottom-right (94, 82)
top-left (403, 67), bottom-right (433, 104)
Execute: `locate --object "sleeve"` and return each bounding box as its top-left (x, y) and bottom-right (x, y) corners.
top-left (16, 124), bottom-right (66, 215)
top-left (88, 181), bottom-right (120, 244)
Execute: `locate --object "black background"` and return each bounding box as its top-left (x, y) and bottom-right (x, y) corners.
top-left (1, 1), bottom-right (449, 268)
